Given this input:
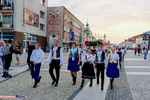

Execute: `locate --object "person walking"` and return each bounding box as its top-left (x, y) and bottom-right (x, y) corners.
top-left (48, 40), bottom-right (64, 87)
top-left (144, 48), bottom-right (148, 59)
top-left (121, 47), bottom-right (125, 61)
top-left (0, 41), bottom-right (6, 71)
top-left (117, 48), bottom-right (122, 70)
top-left (134, 47), bottom-right (137, 56)
top-left (2, 40), bottom-right (13, 78)
top-left (80, 48), bottom-right (95, 88)
top-left (95, 45), bottom-right (106, 90)
top-left (14, 43), bottom-right (21, 65)
top-left (68, 42), bottom-right (80, 85)
top-left (106, 47), bottom-right (120, 90)
top-left (27, 42), bottom-right (35, 70)
top-left (30, 43), bottom-right (44, 88)
top-left (138, 47), bottom-right (141, 56)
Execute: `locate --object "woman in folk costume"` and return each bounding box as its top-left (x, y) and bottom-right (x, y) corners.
top-left (80, 48), bottom-right (95, 88)
top-left (105, 47), bottom-right (120, 89)
top-left (68, 42), bottom-right (81, 85)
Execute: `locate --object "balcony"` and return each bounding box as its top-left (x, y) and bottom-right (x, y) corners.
top-left (0, 22), bottom-right (13, 30)
top-left (0, 5), bottom-right (14, 13)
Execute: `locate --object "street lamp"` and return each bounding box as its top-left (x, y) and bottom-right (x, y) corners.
top-left (49, 9), bottom-right (59, 40)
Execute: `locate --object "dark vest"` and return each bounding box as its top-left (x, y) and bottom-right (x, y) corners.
top-left (96, 51), bottom-right (105, 62)
top-left (52, 46), bottom-right (61, 58)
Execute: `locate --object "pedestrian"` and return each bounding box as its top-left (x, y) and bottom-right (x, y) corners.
top-left (30, 43), bottom-right (44, 88)
top-left (95, 44), bottom-right (106, 90)
top-left (134, 47), bottom-right (137, 56)
top-left (48, 40), bottom-right (64, 87)
top-left (138, 47), bottom-right (141, 56)
top-left (0, 41), bottom-right (6, 70)
top-left (117, 48), bottom-right (122, 70)
top-left (80, 48), bottom-right (95, 88)
top-left (2, 40), bottom-right (13, 78)
top-left (27, 42), bottom-right (35, 70)
top-left (105, 47), bottom-right (120, 89)
top-left (0, 41), bottom-right (3, 69)
top-left (68, 42), bottom-right (80, 85)
top-left (144, 48), bottom-right (148, 59)
top-left (121, 47), bottom-right (125, 61)
top-left (82, 45), bottom-right (87, 57)
top-left (14, 43), bottom-right (21, 65)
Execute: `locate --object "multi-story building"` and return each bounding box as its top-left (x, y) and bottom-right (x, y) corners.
top-left (47, 6), bottom-right (85, 51)
top-left (0, 0), bottom-right (48, 52)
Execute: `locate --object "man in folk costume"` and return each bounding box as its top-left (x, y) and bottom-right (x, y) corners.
top-left (105, 47), bottom-right (120, 90)
top-left (95, 44), bottom-right (107, 90)
top-left (48, 40), bottom-right (64, 87)
top-left (30, 43), bottom-right (44, 88)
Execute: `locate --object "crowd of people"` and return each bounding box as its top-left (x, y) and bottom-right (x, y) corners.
top-left (0, 39), bottom-right (128, 90)
top-left (134, 47), bottom-right (148, 59)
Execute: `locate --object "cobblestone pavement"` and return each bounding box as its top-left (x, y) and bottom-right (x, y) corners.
top-left (105, 50), bottom-right (150, 100)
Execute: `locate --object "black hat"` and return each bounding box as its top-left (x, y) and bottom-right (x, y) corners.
top-left (8, 40), bottom-right (13, 43)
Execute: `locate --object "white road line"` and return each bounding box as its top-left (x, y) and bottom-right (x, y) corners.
top-left (126, 72), bottom-right (150, 75)
top-left (125, 66), bottom-right (150, 68)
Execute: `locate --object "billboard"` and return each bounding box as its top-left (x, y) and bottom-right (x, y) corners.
top-left (24, 9), bottom-right (39, 27)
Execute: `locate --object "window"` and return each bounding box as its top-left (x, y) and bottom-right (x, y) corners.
top-left (1, 32), bottom-right (14, 42)
top-left (68, 28), bottom-right (70, 32)
top-left (40, 11), bottom-right (45, 19)
top-left (68, 17), bottom-right (70, 22)
top-left (41, 0), bottom-right (45, 6)
top-left (64, 15), bottom-right (66, 20)
top-left (3, 15), bottom-right (13, 23)
top-left (64, 26), bottom-right (66, 31)
top-left (63, 37), bottom-right (66, 43)
top-left (67, 38), bottom-right (69, 43)
top-left (40, 23), bottom-right (45, 31)
top-left (4, 0), bottom-right (14, 7)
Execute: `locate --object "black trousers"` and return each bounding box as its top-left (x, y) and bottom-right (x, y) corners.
top-left (119, 59), bottom-right (122, 69)
top-left (96, 63), bottom-right (105, 87)
top-left (5, 54), bottom-right (12, 70)
top-left (27, 56), bottom-right (32, 69)
top-left (49, 59), bottom-right (60, 84)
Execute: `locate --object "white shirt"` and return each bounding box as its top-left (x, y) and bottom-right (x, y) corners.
top-left (30, 49), bottom-right (44, 64)
top-left (122, 49), bottom-right (125, 54)
top-left (69, 48), bottom-right (81, 56)
top-left (82, 48), bottom-right (87, 57)
top-left (105, 53), bottom-right (119, 66)
top-left (82, 53), bottom-right (95, 64)
top-left (95, 51), bottom-right (107, 64)
top-left (48, 46), bottom-right (64, 65)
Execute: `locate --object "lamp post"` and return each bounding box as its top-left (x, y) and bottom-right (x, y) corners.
top-left (49, 9), bottom-right (59, 40)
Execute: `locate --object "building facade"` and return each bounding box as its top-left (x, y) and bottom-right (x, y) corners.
top-left (0, 0), bottom-right (48, 52)
top-left (47, 6), bottom-right (85, 51)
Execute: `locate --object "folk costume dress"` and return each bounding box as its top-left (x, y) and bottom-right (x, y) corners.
top-left (81, 53), bottom-right (95, 79)
top-left (68, 48), bottom-right (80, 72)
top-left (106, 53), bottom-right (120, 78)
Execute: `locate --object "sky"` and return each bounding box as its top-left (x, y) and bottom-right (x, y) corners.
top-left (48, 0), bottom-right (150, 44)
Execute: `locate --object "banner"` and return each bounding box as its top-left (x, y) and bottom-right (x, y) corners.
top-left (24, 9), bottom-right (39, 27)
top-left (72, 32), bottom-right (75, 41)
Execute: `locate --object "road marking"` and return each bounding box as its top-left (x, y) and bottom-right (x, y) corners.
top-left (125, 66), bottom-right (150, 68)
top-left (126, 72), bottom-right (150, 75)
top-left (125, 59), bottom-right (147, 61)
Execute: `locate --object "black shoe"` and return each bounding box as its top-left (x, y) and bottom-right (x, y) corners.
top-left (51, 81), bottom-right (56, 85)
top-left (89, 79), bottom-right (93, 87)
top-left (89, 84), bottom-right (92, 87)
top-left (80, 80), bottom-right (85, 88)
top-left (2, 72), bottom-right (6, 78)
top-left (5, 73), bottom-right (12, 78)
top-left (54, 83), bottom-right (58, 87)
top-left (73, 77), bottom-right (76, 85)
top-left (33, 80), bottom-right (38, 88)
top-left (97, 80), bottom-right (99, 85)
top-left (38, 76), bottom-right (42, 83)
top-left (101, 87), bottom-right (104, 90)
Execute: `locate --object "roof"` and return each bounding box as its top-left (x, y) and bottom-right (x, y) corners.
top-left (103, 42), bottom-right (111, 46)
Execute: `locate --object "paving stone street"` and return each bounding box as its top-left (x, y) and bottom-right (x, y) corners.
top-left (0, 50), bottom-right (150, 100)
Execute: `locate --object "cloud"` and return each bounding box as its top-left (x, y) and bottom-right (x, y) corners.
top-left (48, 0), bottom-right (150, 44)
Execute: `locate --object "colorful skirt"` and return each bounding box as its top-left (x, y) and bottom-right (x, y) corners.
top-left (81, 62), bottom-right (95, 79)
top-left (68, 57), bottom-right (80, 72)
top-left (106, 62), bottom-right (119, 78)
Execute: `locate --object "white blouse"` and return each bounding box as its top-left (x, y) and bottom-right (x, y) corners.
top-left (82, 53), bottom-right (95, 64)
